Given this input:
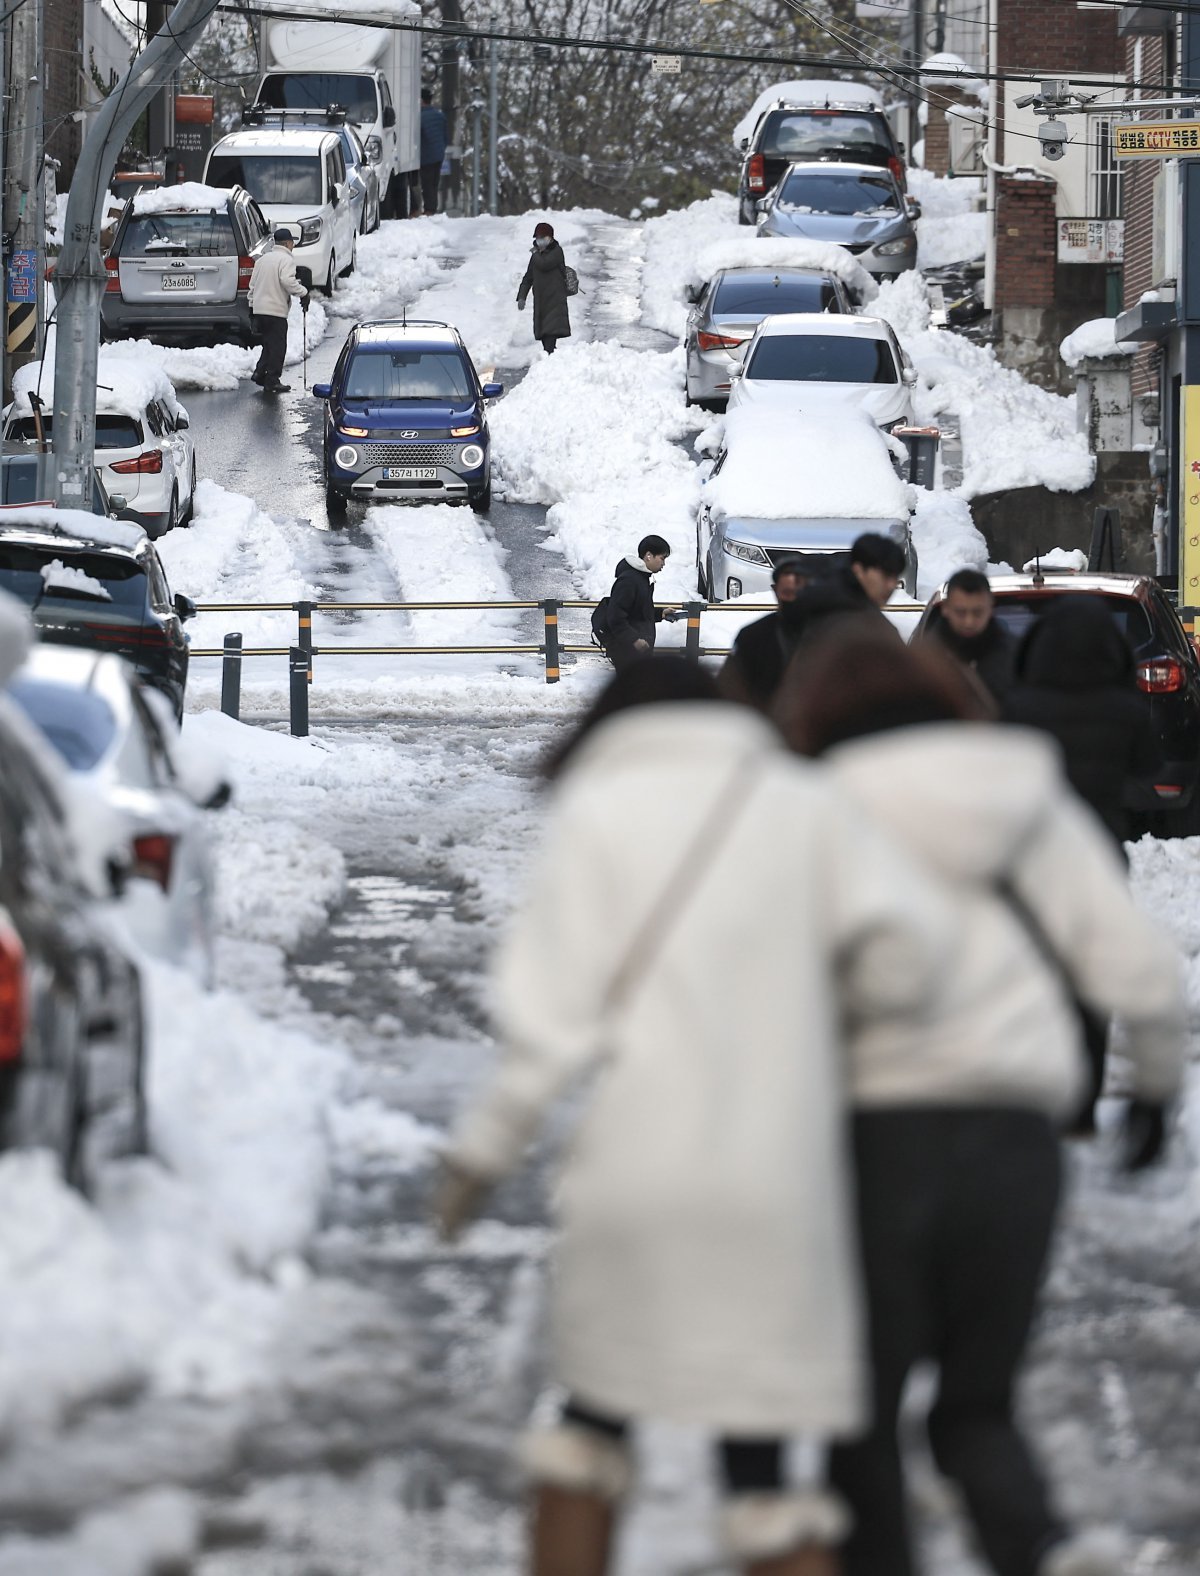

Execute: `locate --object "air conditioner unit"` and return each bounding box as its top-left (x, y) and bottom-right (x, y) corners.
top-left (946, 103), bottom-right (986, 176)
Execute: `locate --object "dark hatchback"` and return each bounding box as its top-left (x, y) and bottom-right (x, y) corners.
top-left (0, 453), bottom-right (116, 516)
top-left (917, 572), bottom-right (1200, 832)
top-left (0, 511), bottom-right (196, 717)
top-left (737, 98), bottom-right (905, 225)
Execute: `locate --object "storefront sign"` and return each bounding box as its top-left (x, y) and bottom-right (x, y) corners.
top-left (1114, 120), bottom-right (1200, 159)
top-left (1057, 218), bottom-right (1124, 263)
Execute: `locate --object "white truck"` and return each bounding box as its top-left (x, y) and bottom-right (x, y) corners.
top-left (256, 11), bottom-right (421, 217)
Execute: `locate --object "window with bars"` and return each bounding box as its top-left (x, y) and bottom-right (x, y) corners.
top-left (1088, 117), bottom-right (1124, 219)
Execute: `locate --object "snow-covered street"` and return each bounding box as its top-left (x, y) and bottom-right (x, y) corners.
top-left (2, 195), bottom-right (1197, 1576)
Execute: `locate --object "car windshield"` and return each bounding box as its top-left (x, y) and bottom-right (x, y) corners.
top-left (0, 545), bottom-right (147, 613)
top-left (6, 415), bottom-right (143, 449)
top-left (207, 155), bottom-right (322, 206)
top-left (713, 273), bottom-right (840, 315)
top-left (746, 333), bottom-right (898, 383)
top-left (7, 677), bottom-right (118, 771)
top-left (762, 110), bottom-right (889, 160)
top-left (778, 170), bottom-right (899, 215)
top-left (258, 73), bottom-right (378, 124)
top-left (977, 594), bottom-right (1155, 651)
top-left (344, 350), bottom-right (473, 401)
top-left (123, 211), bottom-right (236, 256)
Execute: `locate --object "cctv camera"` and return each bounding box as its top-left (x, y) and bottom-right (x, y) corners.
top-left (1039, 118), bottom-right (1068, 162)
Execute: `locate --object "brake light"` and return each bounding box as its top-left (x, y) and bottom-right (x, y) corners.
top-left (104, 256), bottom-right (120, 295)
top-left (89, 623), bottom-right (171, 650)
top-left (697, 331), bottom-right (745, 352)
top-left (132, 834), bottom-right (175, 892)
top-left (1136, 657), bottom-right (1186, 694)
top-left (747, 152), bottom-right (766, 193)
top-left (109, 450), bottom-right (163, 474)
top-left (0, 917), bottom-right (28, 1064)
top-left (1153, 783), bottom-right (1184, 798)
top-left (237, 255), bottom-right (254, 288)
top-left (888, 155), bottom-right (906, 183)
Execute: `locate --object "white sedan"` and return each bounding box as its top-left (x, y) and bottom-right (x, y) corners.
top-left (727, 312), bottom-right (916, 431)
top-left (7, 646), bottom-right (229, 985)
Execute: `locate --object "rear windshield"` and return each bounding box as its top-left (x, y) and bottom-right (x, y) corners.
top-left (258, 73), bottom-right (378, 124)
top-left (762, 110), bottom-right (891, 162)
top-left (6, 415), bottom-right (143, 449)
top-left (344, 350), bottom-right (473, 401)
top-left (8, 678), bottom-right (118, 771)
top-left (713, 273), bottom-right (841, 315)
top-left (208, 154), bottom-right (322, 206)
top-left (779, 169), bottom-right (900, 216)
top-left (122, 211), bottom-right (236, 256)
top-left (0, 545), bottom-right (147, 614)
top-left (0, 460), bottom-right (106, 513)
top-left (981, 595), bottom-right (1155, 651)
top-left (746, 333), bottom-right (898, 384)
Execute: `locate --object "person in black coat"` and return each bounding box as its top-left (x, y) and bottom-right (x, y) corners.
top-left (923, 568), bottom-right (1017, 709)
top-left (717, 558), bottom-right (810, 709)
top-left (593, 535), bottom-right (676, 670)
top-left (517, 222), bottom-right (572, 354)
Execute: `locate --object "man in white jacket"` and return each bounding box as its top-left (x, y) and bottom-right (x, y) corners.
top-left (247, 227), bottom-right (307, 394)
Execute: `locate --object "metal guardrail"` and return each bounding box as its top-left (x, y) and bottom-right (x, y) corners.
top-left (190, 595), bottom-right (927, 736)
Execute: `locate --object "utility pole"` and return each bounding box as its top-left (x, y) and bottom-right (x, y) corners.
top-left (487, 21), bottom-right (498, 212)
top-left (906, 0), bottom-right (924, 162)
top-left (440, 0), bottom-right (461, 212)
top-left (1177, 0), bottom-right (1200, 598)
top-left (0, 8), bottom-right (9, 412)
top-left (3, 0), bottom-right (45, 393)
top-left (52, 0), bottom-right (222, 508)
top-left (471, 98), bottom-right (482, 216)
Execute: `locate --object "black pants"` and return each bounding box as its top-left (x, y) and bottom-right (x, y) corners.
top-left (563, 1398), bottom-right (783, 1493)
top-left (420, 161), bottom-right (441, 215)
top-left (829, 1108), bottom-right (1064, 1576)
top-left (252, 314), bottom-right (288, 386)
top-left (540, 335), bottom-right (558, 354)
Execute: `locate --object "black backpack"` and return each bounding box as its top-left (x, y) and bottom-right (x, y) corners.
top-left (590, 597), bottom-right (611, 646)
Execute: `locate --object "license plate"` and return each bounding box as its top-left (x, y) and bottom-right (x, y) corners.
top-left (382, 466), bottom-right (437, 480)
top-left (160, 274), bottom-right (196, 290)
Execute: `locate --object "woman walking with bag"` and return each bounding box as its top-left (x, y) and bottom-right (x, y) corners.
top-left (433, 658), bottom-right (952, 1576)
top-left (517, 221), bottom-right (573, 354)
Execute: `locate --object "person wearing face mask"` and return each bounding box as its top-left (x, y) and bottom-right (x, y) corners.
top-left (517, 222), bottom-right (572, 354)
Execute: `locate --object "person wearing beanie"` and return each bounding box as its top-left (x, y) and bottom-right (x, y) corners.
top-left (516, 222), bottom-right (573, 354)
top-left (247, 227), bottom-right (307, 394)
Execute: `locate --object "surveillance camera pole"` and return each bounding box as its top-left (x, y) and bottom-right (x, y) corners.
top-left (51, 0), bottom-right (221, 509)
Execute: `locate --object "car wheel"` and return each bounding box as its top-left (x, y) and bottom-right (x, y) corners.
top-left (325, 478), bottom-right (347, 517)
top-left (165, 487), bottom-right (178, 535)
top-left (181, 456), bottom-right (198, 525)
top-left (470, 477), bottom-right (492, 513)
top-left (324, 254), bottom-right (337, 297)
top-left (341, 237), bottom-right (356, 277)
top-left (704, 557), bottom-right (718, 601)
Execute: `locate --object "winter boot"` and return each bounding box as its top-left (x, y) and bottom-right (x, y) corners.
top-left (721, 1491), bottom-right (849, 1576)
top-left (519, 1423), bottom-right (632, 1576)
top-left (1038, 1529), bottom-right (1126, 1576)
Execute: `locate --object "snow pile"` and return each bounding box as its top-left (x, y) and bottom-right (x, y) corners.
top-left (731, 79), bottom-right (882, 147)
top-left (706, 408), bottom-right (912, 521)
top-left (641, 193), bottom-right (740, 338)
top-left (327, 215), bottom-right (456, 324)
top-left (911, 490), bottom-right (988, 595)
top-left (131, 182), bottom-right (233, 215)
top-left (694, 237), bottom-right (878, 304)
top-left (1022, 547), bottom-right (1089, 573)
top-left (0, 1488), bottom-right (198, 1575)
top-left (10, 346), bottom-right (183, 423)
top-left (329, 1099), bottom-right (443, 1175)
top-left (39, 561), bottom-right (111, 600)
top-left (907, 167), bottom-right (986, 268)
top-left (362, 502), bottom-right (521, 645)
top-left (1060, 317), bottom-right (1133, 368)
top-left (97, 297), bottom-right (326, 392)
top-left (920, 52), bottom-right (988, 100)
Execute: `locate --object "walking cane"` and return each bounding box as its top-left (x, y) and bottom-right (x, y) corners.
top-left (296, 266), bottom-right (313, 391)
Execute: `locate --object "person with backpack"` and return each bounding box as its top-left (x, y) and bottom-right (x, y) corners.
top-left (517, 222), bottom-right (574, 354)
top-left (592, 536), bottom-right (682, 670)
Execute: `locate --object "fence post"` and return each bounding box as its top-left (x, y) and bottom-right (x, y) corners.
top-left (220, 631), bottom-right (242, 720)
top-left (684, 600), bottom-right (703, 663)
top-left (297, 599), bottom-right (314, 684)
top-left (543, 597), bottom-right (560, 684)
top-left (289, 645), bottom-right (309, 737)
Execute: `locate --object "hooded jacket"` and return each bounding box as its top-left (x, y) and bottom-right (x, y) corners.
top-left (1003, 597), bottom-right (1159, 841)
top-left (828, 723), bottom-right (1184, 1117)
top-left (516, 240), bottom-right (572, 340)
top-left (601, 555), bottom-right (661, 651)
top-left (927, 615), bottom-right (1017, 706)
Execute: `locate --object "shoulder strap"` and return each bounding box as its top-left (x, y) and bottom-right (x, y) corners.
top-left (603, 754), bottom-right (761, 1015)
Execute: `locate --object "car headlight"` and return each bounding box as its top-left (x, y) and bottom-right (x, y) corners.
top-left (451, 423), bottom-right (481, 437)
top-left (875, 236), bottom-right (916, 256)
top-left (340, 424), bottom-right (369, 438)
top-left (364, 135), bottom-right (383, 163)
top-left (459, 444), bottom-right (485, 470)
top-left (298, 216), bottom-right (322, 245)
top-left (723, 537), bottom-right (771, 566)
top-left (334, 444), bottom-right (359, 468)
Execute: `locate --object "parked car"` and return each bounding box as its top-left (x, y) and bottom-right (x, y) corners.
top-left (339, 122), bottom-right (382, 234)
top-left (727, 312), bottom-right (916, 430)
top-left (916, 571), bottom-right (1200, 834)
top-left (313, 320), bottom-right (504, 515)
top-left (736, 82), bottom-right (905, 225)
top-left (756, 162), bottom-right (919, 278)
top-left (100, 183), bottom-right (273, 348)
top-left (8, 647), bottom-right (227, 986)
top-left (3, 366), bottom-right (197, 537)
top-left (685, 265), bottom-right (857, 410)
top-left (0, 600), bottom-right (146, 1192)
top-left (1, 454), bottom-right (117, 516)
top-left (0, 510), bottom-right (195, 716)
top-left (205, 125), bottom-right (358, 296)
top-left (697, 408), bottom-right (917, 602)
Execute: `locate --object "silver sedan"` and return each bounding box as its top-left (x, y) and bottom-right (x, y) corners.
top-left (338, 124), bottom-right (381, 235)
top-left (756, 162), bottom-right (919, 279)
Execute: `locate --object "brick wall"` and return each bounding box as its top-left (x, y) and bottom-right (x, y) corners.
top-left (996, 0), bottom-right (1121, 74)
top-left (45, 0), bottom-right (83, 185)
top-left (924, 86), bottom-right (975, 178)
top-left (995, 177), bottom-right (1058, 308)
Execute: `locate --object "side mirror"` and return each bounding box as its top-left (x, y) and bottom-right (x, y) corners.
top-left (312, 382), bottom-right (332, 399)
top-left (330, 185), bottom-right (341, 207)
top-left (174, 412), bottom-right (189, 430)
top-left (738, 135), bottom-right (749, 151)
top-left (383, 105), bottom-right (396, 128)
top-left (685, 284), bottom-right (702, 305)
top-left (905, 198), bottom-right (922, 220)
top-left (108, 493), bottom-right (128, 512)
top-left (203, 780), bottom-right (233, 811)
top-left (755, 197), bottom-right (770, 213)
top-left (902, 366), bottom-right (918, 386)
top-left (174, 592), bottom-right (197, 622)
top-left (482, 381), bottom-right (504, 399)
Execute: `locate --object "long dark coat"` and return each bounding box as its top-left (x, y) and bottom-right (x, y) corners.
top-left (517, 241), bottom-right (572, 340)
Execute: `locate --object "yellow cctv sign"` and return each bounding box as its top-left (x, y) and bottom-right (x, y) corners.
top-left (1113, 120), bottom-right (1200, 159)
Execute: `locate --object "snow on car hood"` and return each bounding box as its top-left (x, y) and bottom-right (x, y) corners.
top-left (706, 409), bottom-right (912, 520)
top-left (729, 376), bottom-right (909, 424)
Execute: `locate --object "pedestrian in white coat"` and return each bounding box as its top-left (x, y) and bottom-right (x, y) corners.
top-left (434, 658), bottom-right (953, 1576)
top-left (775, 627), bottom-right (1185, 1576)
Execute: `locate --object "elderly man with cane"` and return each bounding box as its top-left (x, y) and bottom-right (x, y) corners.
top-left (248, 226), bottom-right (308, 394)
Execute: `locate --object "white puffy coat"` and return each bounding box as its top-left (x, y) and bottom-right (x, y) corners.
top-left (449, 704), bottom-right (952, 1436)
top-left (828, 724), bottom-right (1184, 1115)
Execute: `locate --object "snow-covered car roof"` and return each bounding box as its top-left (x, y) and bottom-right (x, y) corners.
top-left (692, 238), bottom-right (878, 305)
top-left (773, 159), bottom-right (899, 187)
top-left (733, 80), bottom-right (885, 147)
top-left (707, 408), bottom-right (912, 522)
top-left (8, 352), bottom-right (184, 424)
top-left (210, 127), bottom-right (340, 156)
top-left (749, 312), bottom-right (896, 343)
top-left (0, 507), bottom-right (148, 553)
top-left (130, 182), bottom-right (236, 215)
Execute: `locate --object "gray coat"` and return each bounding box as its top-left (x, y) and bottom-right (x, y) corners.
top-left (517, 241), bottom-right (572, 339)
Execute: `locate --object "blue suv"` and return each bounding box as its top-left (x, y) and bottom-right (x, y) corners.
top-left (313, 321), bottom-right (503, 515)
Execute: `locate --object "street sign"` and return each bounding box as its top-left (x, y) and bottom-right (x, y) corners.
top-left (650, 55), bottom-right (681, 74)
top-left (5, 250), bottom-right (36, 304)
top-left (1114, 120), bottom-right (1200, 159)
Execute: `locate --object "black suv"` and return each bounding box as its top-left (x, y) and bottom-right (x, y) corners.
top-left (917, 572), bottom-right (1200, 834)
top-left (737, 94), bottom-right (905, 225)
top-left (0, 512), bottom-right (196, 717)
